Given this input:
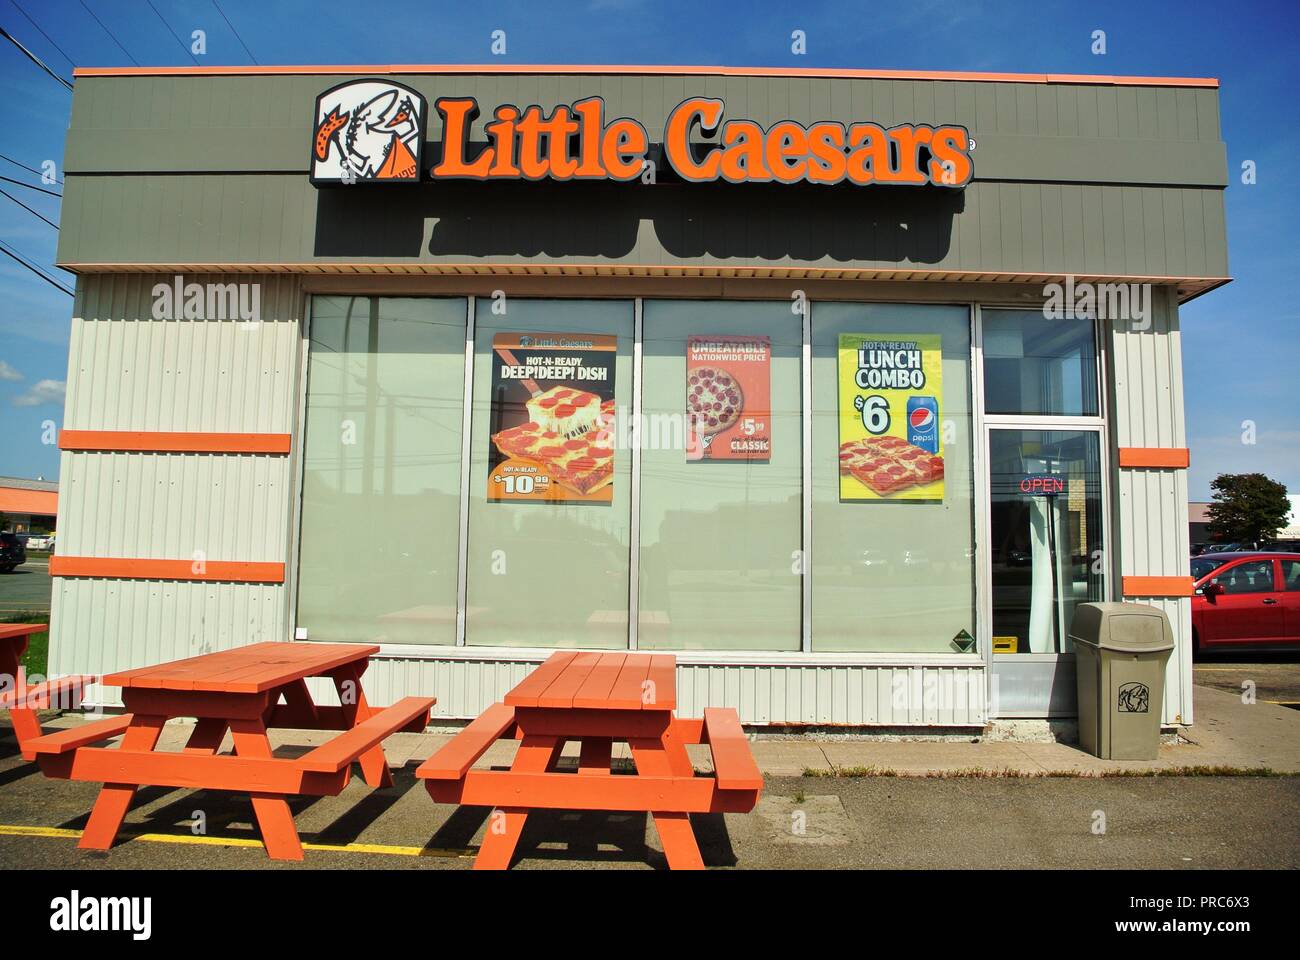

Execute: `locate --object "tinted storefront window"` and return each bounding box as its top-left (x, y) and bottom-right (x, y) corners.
top-left (811, 303), bottom-right (976, 652)
top-left (982, 309), bottom-right (1098, 417)
top-left (465, 300), bottom-right (635, 649)
top-left (638, 300), bottom-right (802, 651)
top-left (297, 296), bottom-right (467, 645)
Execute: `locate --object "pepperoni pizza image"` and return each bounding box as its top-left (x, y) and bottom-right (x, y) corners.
top-left (839, 435), bottom-right (945, 497)
top-left (687, 366), bottom-right (744, 437)
top-left (490, 389), bottom-right (617, 498)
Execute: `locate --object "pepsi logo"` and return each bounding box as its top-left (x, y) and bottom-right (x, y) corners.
top-left (909, 407), bottom-right (935, 431)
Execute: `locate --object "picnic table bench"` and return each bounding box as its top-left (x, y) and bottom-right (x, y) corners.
top-left (416, 651), bottom-right (762, 869)
top-left (0, 623), bottom-right (93, 752)
top-left (24, 641), bottom-right (433, 861)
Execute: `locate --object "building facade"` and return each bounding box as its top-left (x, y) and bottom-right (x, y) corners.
top-left (48, 64), bottom-right (1228, 728)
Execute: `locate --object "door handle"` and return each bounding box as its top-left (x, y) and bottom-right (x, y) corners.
top-left (1262, 598), bottom-right (1279, 605)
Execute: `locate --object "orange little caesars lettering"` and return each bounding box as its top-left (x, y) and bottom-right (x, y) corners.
top-left (602, 119), bottom-right (647, 180)
top-left (664, 97), bottom-right (725, 182)
top-left (428, 94), bottom-right (971, 187)
top-left (879, 125), bottom-right (933, 185)
top-left (484, 106), bottom-right (521, 177)
top-left (433, 97), bottom-right (492, 178)
top-left (806, 122), bottom-right (848, 183)
top-left (929, 125), bottom-right (973, 186)
top-left (765, 120), bottom-right (810, 183)
top-left (846, 123), bottom-right (889, 185)
top-left (572, 97), bottom-right (606, 177)
top-left (719, 121), bottom-right (769, 182)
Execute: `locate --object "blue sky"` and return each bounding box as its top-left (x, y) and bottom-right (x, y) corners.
top-left (1, 0), bottom-right (1297, 501)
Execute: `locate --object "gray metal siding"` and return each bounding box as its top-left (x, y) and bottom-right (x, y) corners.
top-left (58, 72), bottom-right (1228, 280)
top-left (57, 174), bottom-right (1228, 281)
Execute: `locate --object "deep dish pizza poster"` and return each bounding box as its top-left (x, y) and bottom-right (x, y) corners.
top-left (837, 333), bottom-right (945, 502)
top-left (686, 335), bottom-right (772, 461)
top-left (487, 332), bottom-right (617, 504)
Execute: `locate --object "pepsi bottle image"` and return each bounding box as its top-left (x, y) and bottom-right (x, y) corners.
top-left (907, 396), bottom-right (940, 453)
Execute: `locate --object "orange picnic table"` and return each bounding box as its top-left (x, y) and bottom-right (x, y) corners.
top-left (0, 623), bottom-right (92, 752)
top-left (24, 641), bottom-right (433, 861)
top-left (417, 651), bottom-right (762, 870)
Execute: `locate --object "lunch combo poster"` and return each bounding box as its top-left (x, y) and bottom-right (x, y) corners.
top-left (837, 333), bottom-right (945, 502)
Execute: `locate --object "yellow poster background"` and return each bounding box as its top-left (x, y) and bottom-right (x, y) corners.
top-left (838, 333), bottom-right (944, 501)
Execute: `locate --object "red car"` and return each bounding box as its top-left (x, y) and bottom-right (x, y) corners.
top-left (1191, 552), bottom-right (1300, 652)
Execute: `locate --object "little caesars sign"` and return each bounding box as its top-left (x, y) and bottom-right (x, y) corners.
top-left (311, 79), bottom-right (974, 188)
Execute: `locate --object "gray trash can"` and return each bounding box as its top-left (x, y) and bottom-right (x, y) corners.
top-left (1071, 602), bottom-right (1174, 760)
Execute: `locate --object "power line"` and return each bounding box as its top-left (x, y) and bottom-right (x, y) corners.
top-left (211, 0), bottom-right (257, 64)
top-left (9, 0), bottom-right (75, 70)
top-left (0, 24), bottom-right (73, 91)
top-left (0, 239), bottom-right (73, 296)
top-left (145, 0), bottom-right (198, 65)
top-left (0, 174), bottom-right (60, 198)
top-left (76, 0), bottom-right (138, 66)
top-left (0, 152), bottom-right (62, 186)
top-left (0, 186), bottom-right (58, 229)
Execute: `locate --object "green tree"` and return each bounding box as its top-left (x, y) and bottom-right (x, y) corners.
top-left (1205, 473), bottom-right (1290, 545)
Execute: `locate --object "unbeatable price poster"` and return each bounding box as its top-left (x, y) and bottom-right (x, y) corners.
top-left (685, 335), bottom-right (772, 461)
top-left (487, 332), bottom-right (617, 504)
top-left (837, 333), bottom-right (945, 501)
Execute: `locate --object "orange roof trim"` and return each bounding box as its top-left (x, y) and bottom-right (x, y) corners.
top-left (70, 63), bottom-right (1219, 88)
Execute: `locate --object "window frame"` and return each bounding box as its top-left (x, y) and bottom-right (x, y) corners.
top-left (289, 293), bottom-right (1002, 665)
top-left (973, 303), bottom-right (1112, 673)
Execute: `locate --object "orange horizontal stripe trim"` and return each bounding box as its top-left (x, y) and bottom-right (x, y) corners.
top-left (1122, 576), bottom-right (1195, 597)
top-left (49, 557), bottom-right (285, 583)
top-left (59, 430), bottom-right (291, 454)
top-left (1118, 447), bottom-right (1191, 468)
top-left (69, 63), bottom-right (1219, 88)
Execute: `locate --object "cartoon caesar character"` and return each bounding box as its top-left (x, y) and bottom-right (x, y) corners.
top-left (315, 89), bottom-right (420, 180)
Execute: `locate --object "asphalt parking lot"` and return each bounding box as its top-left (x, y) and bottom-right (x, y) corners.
top-left (0, 557), bottom-right (51, 616)
top-left (1193, 656), bottom-right (1300, 706)
top-left (0, 735), bottom-right (1296, 870)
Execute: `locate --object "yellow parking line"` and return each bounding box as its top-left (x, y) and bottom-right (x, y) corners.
top-left (0, 824), bottom-right (474, 859)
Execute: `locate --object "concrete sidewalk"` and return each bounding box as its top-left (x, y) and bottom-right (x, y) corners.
top-left (31, 683), bottom-right (1300, 778)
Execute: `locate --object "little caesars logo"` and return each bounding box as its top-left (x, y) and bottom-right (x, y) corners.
top-left (50, 890), bottom-right (151, 940)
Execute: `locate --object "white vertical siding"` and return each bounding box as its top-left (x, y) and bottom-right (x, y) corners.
top-left (327, 655), bottom-right (987, 727)
top-left (48, 274), bottom-right (304, 701)
top-left (1109, 285), bottom-right (1194, 725)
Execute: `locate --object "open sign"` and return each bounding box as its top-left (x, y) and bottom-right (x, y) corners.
top-left (1019, 474), bottom-right (1064, 496)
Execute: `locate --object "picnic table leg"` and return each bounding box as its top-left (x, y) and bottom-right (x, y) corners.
top-left (78, 715), bottom-right (166, 851)
top-left (8, 704), bottom-right (42, 750)
top-left (0, 648), bottom-right (42, 750)
top-left (182, 717), bottom-right (229, 754)
top-left (331, 665), bottom-right (393, 789)
top-left (577, 737), bottom-right (612, 776)
top-left (629, 729), bottom-right (706, 871)
top-left (228, 718), bottom-right (304, 862)
top-left (474, 735), bottom-right (560, 871)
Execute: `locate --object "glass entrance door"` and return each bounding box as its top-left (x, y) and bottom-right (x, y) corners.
top-left (986, 428), bottom-right (1106, 716)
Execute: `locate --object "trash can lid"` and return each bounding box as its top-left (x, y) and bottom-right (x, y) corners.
top-left (1068, 602), bottom-right (1176, 652)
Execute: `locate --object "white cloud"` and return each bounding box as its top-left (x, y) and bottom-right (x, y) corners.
top-left (0, 360), bottom-right (22, 381)
top-left (12, 378), bottom-right (65, 407)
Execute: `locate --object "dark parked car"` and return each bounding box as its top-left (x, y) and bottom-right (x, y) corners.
top-left (0, 532), bottom-right (26, 573)
top-left (1192, 551), bottom-right (1300, 652)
